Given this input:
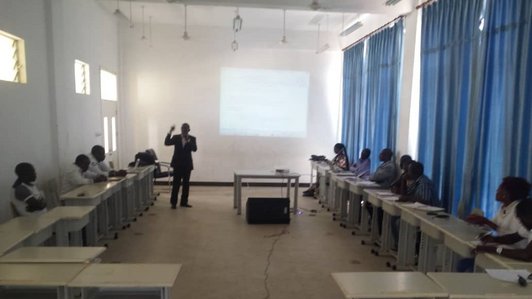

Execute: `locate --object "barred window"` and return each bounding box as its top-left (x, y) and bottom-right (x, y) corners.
top-left (75, 60), bottom-right (91, 95)
top-left (0, 30), bottom-right (26, 83)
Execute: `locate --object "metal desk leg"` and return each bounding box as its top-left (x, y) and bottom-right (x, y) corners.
top-left (236, 177), bottom-right (242, 215)
top-left (294, 177), bottom-right (299, 214)
top-left (233, 174), bottom-right (237, 209)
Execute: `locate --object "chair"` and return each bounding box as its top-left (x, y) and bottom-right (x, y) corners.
top-left (145, 149), bottom-right (173, 193)
top-left (41, 179), bottom-right (61, 208)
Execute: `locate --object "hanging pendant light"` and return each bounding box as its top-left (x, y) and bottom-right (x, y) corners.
top-left (129, 0), bottom-right (134, 28)
top-left (231, 8), bottom-right (242, 51)
top-left (182, 4), bottom-right (190, 40)
top-left (141, 5), bottom-right (146, 40)
top-left (149, 16), bottom-right (153, 47)
top-left (280, 9), bottom-right (287, 44)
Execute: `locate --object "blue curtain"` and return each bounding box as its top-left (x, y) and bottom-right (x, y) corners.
top-left (342, 20), bottom-right (404, 171)
top-left (341, 43), bottom-right (367, 163)
top-left (418, 0), bottom-right (532, 217)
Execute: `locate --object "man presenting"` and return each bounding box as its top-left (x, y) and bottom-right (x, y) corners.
top-left (165, 123), bottom-right (197, 209)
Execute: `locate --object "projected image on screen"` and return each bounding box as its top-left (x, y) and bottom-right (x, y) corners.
top-left (220, 68), bottom-right (309, 138)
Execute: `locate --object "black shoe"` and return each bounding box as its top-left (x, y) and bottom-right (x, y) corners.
top-left (180, 204), bottom-right (192, 208)
top-left (171, 205), bottom-right (177, 209)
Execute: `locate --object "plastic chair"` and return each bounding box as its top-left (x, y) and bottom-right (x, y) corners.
top-left (145, 149), bottom-right (173, 192)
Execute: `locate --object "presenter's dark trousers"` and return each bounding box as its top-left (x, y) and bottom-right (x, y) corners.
top-left (171, 168), bottom-right (192, 206)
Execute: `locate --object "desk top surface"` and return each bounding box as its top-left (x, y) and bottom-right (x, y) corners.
top-left (60, 181), bottom-right (121, 200)
top-left (0, 229), bottom-right (34, 255)
top-left (0, 247), bottom-right (106, 263)
top-left (68, 263), bottom-right (182, 287)
top-left (42, 206), bottom-right (95, 220)
top-left (0, 263), bottom-right (87, 286)
top-left (234, 170), bottom-right (300, 178)
top-left (427, 272), bottom-right (532, 298)
top-left (332, 272), bottom-right (447, 298)
top-left (0, 215), bottom-right (57, 234)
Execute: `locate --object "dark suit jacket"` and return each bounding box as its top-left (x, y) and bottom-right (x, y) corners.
top-left (164, 134), bottom-right (197, 171)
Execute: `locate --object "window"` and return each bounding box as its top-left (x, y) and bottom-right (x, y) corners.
top-left (111, 116), bottom-right (117, 152)
top-left (0, 30), bottom-right (26, 83)
top-left (103, 117), bottom-right (109, 153)
top-left (100, 69), bottom-right (117, 101)
top-left (75, 60), bottom-right (90, 95)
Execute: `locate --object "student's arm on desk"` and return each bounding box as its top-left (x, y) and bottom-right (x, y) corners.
top-left (475, 240), bottom-right (532, 262)
top-left (465, 214), bottom-right (498, 230)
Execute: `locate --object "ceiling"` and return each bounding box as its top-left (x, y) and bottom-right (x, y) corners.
top-left (99, 0), bottom-right (416, 33)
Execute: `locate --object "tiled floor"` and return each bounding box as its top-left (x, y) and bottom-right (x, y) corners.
top-left (100, 186), bottom-right (393, 299)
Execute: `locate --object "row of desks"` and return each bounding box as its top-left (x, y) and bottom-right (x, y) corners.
top-left (332, 271), bottom-right (532, 298)
top-left (0, 262), bottom-right (181, 299)
top-left (314, 162), bottom-right (532, 272)
top-left (0, 166), bottom-right (155, 255)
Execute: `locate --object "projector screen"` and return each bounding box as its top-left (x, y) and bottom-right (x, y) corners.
top-left (220, 67), bottom-right (310, 138)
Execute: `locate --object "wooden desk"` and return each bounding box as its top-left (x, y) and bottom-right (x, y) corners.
top-left (0, 229), bottom-right (34, 255)
top-left (0, 247), bottom-right (105, 263)
top-left (42, 206), bottom-right (95, 246)
top-left (475, 253), bottom-right (532, 272)
top-left (428, 272), bottom-right (532, 298)
top-left (61, 181), bottom-right (121, 245)
top-left (68, 263), bottom-right (181, 299)
top-left (233, 170), bottom-right (300, 215)
top-left (329, 172), bottom-right (358, 215)
top-left (0, 216), bottom-right (58, 247)
top-left (346, 179), bottom-right (381, 236)
top-left (0, 263), bottom-right (87, 299)
top-left (331, 272), bottom-right (447, 298)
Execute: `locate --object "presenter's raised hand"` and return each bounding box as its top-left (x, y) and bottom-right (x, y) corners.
top-left (169, 125), bottom-right (175, 134)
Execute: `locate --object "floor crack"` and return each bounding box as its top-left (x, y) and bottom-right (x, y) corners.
top-left (263, 227), bottom-right (288, 299)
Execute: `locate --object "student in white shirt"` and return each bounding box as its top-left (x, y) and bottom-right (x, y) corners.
top-left (474, 198), bottom-right (532, 262)
top-left (11, 162), bottom-right (47, 216)
top-left (88, 145), bottom-right (127, 177)
top-left (466, 177), bottom-right (529, 242)
top-left (61, 154), bottom-right (107, 193)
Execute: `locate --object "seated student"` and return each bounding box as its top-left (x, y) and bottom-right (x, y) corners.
top-left (456, 177), bottom-right (531, 271)
top-left (392, 161), bottom-right (439, 250)
top-left (303, 143), bottom-right (350, 197)
top-left (11, 162), bottom-right (47, 216)
top-left (390, 155), bottom-right (412, 195)
top-left (474, 198), bottom-right (532, 262)
top-left (368, 148), bottom-right (397, 188)
top-left (467, 176), bottom-right (530, 243)
top-left (89, 145), bottom-right (127, 177)
top-left (396, 161), bottom-right (439, 206)
top-left (350, 148), bottom-right (371, 179)
top-left (61, 154), bottom-right (107, 193)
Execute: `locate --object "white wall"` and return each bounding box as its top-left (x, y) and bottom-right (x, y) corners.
top-left (119, 24), bottom-right (343, 182)
top-left (0, 0), bottom-right (119, 222)
top-left (0, 0), bottom-right (57, 222)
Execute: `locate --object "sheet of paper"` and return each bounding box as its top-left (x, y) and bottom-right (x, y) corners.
top-left (380, 196), bottom-right (400, 201)
top-left (376, 191), bottom-right (394, 196)
top-left (486, 269), bottom-right (531, 283)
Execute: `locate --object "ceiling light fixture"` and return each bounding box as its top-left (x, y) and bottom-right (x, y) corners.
top-left (385, 0), bottom-right (402, 6)
top-left (309, 0), bottom-right (321, 11)
top-left (141, 5), bottom-right (146, 40)
top-left (231, 8), bottom-right (242, 51)
top-left (113, 0), bottom-right (131, 23)
top-left (128, 0), bottom-right (134, 28)
top-left (315, 23), bottom-right (329, 54)
top-left (182, 4), bottom-right (190, 40)
top-left (233, 8), bottom-right (243, 33)
top-left (339, 21), bottom-right (363, 36)
top-left (280, 9), bottom-right (287, 44)
top-left (149, 16), bottom-right (153, 47)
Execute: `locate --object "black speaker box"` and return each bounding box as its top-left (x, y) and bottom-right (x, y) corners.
top-left (246, 197), bottom-right (290, 224)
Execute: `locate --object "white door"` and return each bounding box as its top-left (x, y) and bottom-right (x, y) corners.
top-left (102, 100), bottom-right (119, 168)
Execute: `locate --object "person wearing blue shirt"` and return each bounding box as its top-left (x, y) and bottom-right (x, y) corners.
top-left (350, 148), bottom-right (371, 179)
